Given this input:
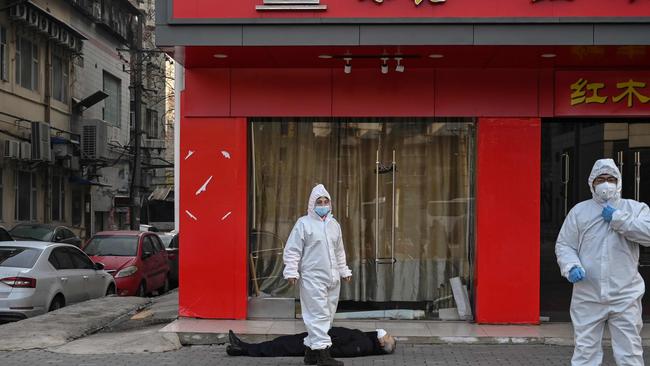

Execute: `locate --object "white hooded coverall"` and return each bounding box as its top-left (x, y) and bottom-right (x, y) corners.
top-left (556, 159), bottom-right (650, 366)
top-left (283, 184), bottom-right (352, 350)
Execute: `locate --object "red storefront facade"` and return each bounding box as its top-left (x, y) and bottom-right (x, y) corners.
top-left (157, 0), bottom-right (650, 324)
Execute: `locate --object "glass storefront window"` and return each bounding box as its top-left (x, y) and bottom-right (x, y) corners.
top-left (250, 118), bottom-right (476, 319)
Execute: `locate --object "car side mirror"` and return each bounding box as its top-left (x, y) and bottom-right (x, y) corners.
top-left (94, 262), bottom-right (105, 270)
top-left (55, 235), bottom-right (63, 241)
top-left (142, 251), bottom-right (152, 259)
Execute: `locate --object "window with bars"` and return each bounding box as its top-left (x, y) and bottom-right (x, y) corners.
top-left (15, 36), bottom-right (39, 91)
top-left (51, 175), bottom-right (65, 222)
top-left (0, 26), bottom-right (7, 82)
top-left (52, 53), bottom-right (69, 102)
top-left (146, 108), bottom-right (159, 139)
top-left (15, 171), bottom-right (36, 221)
top-left (102, 71), bottom-right (121, 126)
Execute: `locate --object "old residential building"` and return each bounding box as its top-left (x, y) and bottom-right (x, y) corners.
top-left (0, 0), bottom-right (139, 237)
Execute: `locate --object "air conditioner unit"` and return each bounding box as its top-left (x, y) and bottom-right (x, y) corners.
top-left (27, 8), bottom-right (40, 28)
top-left (31, 122), bottom-right (51, 161)
top-left (4, 140), bottom-right (19, 159)
top-left (9, 4), bottom-right (27, 21)
top-left (58, 29), bottom-right (69, 45)
top-left (20, 142), bottom-right (32, 160)
top-left (67, 37), bottom-right (77, 52)
top-left (38, 15), bottom-right (50, 34)
top-left (143, 139), bottom-right (165, 150)
top-left (81, 119), bottom-right (109, 160)
top-left (48, 22), bottom-right (60, 39)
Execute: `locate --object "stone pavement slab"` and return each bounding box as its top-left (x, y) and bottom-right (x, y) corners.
top-left (0, 296), bottom-right (150, 351)
top-left (48, 325), bottom-right (182, 354)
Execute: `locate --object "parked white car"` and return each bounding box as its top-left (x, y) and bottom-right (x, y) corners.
top-left (0, 241), bottom-right (115, 322)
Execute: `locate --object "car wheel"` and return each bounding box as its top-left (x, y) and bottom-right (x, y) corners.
top-left (48, 295), bottom-right (65, 312)
top-left (106, 284), bottom-right (116, 296)
top-left (158, 276), bottom-right (170, 295)
top-left (137, 282), bottom-right (147, 297)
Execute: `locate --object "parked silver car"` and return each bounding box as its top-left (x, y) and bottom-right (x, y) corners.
top-left (0, 242), bottom-right (116, 322)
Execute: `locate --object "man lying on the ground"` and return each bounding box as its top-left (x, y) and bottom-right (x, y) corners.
top-left (226, 326), bottom-right (396, 359)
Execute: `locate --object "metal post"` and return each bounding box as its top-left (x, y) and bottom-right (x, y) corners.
top-left (375, 149), bottom-right (379, 264)
top-left (130, 13), bottom-right (144, 230)
top-left (635, 151), bottom-right (641, 201)
top-left (391, 149), bottom-right (396, 271)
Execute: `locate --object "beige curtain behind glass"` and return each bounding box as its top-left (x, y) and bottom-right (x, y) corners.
top-left (250, 119), bottom-right (474, 308)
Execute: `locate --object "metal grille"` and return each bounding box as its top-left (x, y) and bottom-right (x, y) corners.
top-left (82, 125), bottom-right (97, 159)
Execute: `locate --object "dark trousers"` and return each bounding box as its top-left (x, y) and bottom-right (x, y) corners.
top-left (244, 332), bottom-right (309, 357)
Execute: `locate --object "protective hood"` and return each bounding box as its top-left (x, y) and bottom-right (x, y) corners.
top-left (588, 158), bottom-right (622, 204)
top-left (308, 184), bottom-right (332, 220)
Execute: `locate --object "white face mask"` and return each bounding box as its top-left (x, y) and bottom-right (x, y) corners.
top-left (595, 182), bottom-right (617, 202)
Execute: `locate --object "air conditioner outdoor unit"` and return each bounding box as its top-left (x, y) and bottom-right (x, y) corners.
top-left (27, 8), bottom-right (39, 28)
top-left (4, 140), bottom-right (19, 159)
top-left (81, 119), bottom-right (109, 160)
top-left (9, 4), bottom-right (27, 21)
top-left (48, 22), bottom-right (60, 39)
top-left (58, 29), bottom-right (69, 45)
top-left (67, 37), bottom-right (77, 52)
top-left (38, 15), bottom-right (50, 34)
top-left (20, 142), bottom-right (32, 160)
top-left (31, 122), bottom-right (51, 161)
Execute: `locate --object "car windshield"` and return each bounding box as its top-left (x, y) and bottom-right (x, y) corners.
top-left (159, 235), bottom-right (173, 248)
top-left (84, 236), bottom-right (138, 257)
top-left (9, 225), bottom-right (52, 241)
top-left (0, 247), bottom-right (42, 268)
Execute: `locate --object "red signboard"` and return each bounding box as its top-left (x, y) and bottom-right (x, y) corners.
top-left (555, 71), bottom-right (650, 116)
top-left (173, 0), bottom-right (650, 20)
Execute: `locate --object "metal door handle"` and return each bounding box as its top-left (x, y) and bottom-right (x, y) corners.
top-left (617, 151), bottom-right (624, 174)
top-left (635, 151), bottom-right (641, 201)
top-left (375, 149), bottom-right (380, 267)
top-left (561, 153), bottom-right (570, 217)
top-left (83, 276), bottom-right (89, 280)
top-left (60, 277), bottom-right (68, 282)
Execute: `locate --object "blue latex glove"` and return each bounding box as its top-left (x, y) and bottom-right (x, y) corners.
top-left (602, 205), bottom-right (616, 223)
top-left (568, 266), bottom-right (585, 284)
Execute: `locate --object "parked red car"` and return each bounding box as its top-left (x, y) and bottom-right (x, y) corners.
top-left (83, 231), bottom-right (170, 297)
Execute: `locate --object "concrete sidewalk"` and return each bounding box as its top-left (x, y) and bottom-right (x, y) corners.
top-left (0, 296), bottom-right (150, 351)
top-left (160, 318), bottom-right (650, 347)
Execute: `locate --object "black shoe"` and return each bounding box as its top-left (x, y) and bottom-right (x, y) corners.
top-left (316, 347), bottom-right (343, 366)
top-left (304, 347), bottom-right (318, 365)
top-left (229, 330), bottom-right (244, 348)
top-left (226, 345), bottom-right (247, 356)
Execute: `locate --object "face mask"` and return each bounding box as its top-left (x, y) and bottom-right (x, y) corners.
top-left (595, 182), bottom-right (617, 202)
top-left (314, 206), bottom-right (330, 217)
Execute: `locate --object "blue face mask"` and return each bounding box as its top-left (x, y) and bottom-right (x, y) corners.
top-left (314, 206), bottom-right (331, 217)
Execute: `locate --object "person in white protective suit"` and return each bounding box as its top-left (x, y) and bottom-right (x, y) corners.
top-left (284, 184), bottom-right (352, 366)
top-left (556, 158), bottom-right (650, 366)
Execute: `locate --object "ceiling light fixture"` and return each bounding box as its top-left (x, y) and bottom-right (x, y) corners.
top-left (344, 58), bottom-right (352, 74)
top-left (381, 58), bottom-right (389, 74)
top-left (428, 54), bottom-right (444, 59)
top-left (213, 54), bottom-right (228, 59)
top-left (395, 57), bottom-right (404, 73)
top-left (541, 53), bottom-right (557, 58)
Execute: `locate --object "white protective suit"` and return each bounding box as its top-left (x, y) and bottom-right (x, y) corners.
top-left (283, 184), bottom-right (352, 350)
top-left (556, 158), bottom-right (650, 366)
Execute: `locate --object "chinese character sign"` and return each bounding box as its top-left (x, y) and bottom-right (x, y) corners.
top-left (556, 72), bottom-right (650, 116)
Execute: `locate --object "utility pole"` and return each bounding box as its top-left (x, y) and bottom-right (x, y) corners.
top-left (130, 12), bottom-right (144, 230)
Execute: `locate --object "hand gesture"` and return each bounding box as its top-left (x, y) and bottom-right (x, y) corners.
top-left (287, 278), bottom-right (298, 286)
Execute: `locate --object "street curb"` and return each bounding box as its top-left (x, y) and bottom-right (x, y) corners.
top-left (174, 332), bottom-right (650, 347)
top-left (174, 332), bottom-right (567, 346)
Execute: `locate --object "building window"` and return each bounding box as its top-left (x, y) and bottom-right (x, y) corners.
top-left (0, 26), bottom-right (7, 81)
top-left (103, 71), bottom-right (121, 126)
top-left (15, 36), bottom-right (39, 91)
top-left (146, 108), bottom-right (159, 139)
top-left (15, 171), bottom-right (36, 221)
top-left (52, 175), bottom-right (65, 222)
top-left (52, 53), bottom-right (69, 102)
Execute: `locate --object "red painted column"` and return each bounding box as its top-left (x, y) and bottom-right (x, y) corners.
top-left (475, 118), bottom-right (541, 324)
top-left (179, 115), bottom-right (248, 319)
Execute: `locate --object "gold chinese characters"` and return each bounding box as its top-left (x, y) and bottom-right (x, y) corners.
top-left (571, 78), bottom-right (650, 108)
